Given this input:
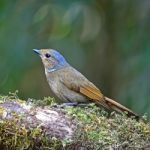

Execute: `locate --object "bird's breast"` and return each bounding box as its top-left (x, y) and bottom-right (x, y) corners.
top-left (46, 73), bottom-right (60, 95)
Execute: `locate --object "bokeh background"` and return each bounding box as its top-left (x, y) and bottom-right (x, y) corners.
top-left (0, 0), bottom-right (150, 115)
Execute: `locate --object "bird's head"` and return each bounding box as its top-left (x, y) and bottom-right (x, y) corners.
top-left (33, 49), bottom-right (69, 72)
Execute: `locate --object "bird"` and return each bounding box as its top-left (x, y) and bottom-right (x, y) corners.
top-left (33, 48), bottom-right (138, 118)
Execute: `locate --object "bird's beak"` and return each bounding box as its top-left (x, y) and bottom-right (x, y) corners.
top-left (33, 49), bottom-right (41, 55)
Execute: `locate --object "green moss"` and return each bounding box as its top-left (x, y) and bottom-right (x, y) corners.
top-left (0, 116), bottom-right (64, 150)
top-left (64, 104), bottom-right (150, 149)
top-left (0, 94), bottom-right (64, 150)
top-left (0, 94), bottom-right (150, 149)
top-left (28, 96), bottom-right (56, 107)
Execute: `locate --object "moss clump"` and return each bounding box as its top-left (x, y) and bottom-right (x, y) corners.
top-left (0, 93), bottom-right (150, 150)
top-left (0, 94), bottom-right (64, 150)
top-left (0, 118), bottom-right (64, 150)
top-left (28, 96), bottom-right (55, 107)
top-left (64, 104), bottom-right (150, 149)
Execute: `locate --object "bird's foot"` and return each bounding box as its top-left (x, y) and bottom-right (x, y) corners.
top-left (51, 102), bottom-right (90, 108)
top-left (62, 102), bottom-right (89, 107)
top-left (51, 102), bottom-right (78, 108)
top-left (77, 103), bottom-right (89, 107)
top-left (62, 102), bottom-right (78, 107)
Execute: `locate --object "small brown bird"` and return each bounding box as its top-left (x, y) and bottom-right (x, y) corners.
top-left (33, 48), bottom-right (138, 118)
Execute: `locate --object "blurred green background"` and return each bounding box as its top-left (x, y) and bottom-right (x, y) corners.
top-left (0, 0), bottom-right (149, 115)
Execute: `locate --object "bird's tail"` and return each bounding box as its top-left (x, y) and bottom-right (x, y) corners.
top-left (104, 96), bottom-right (139, 119)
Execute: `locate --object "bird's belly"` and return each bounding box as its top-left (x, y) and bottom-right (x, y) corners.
top-left (49, 80), bottom-right (88, 103)
top-left (60, 88), bottom-right (88, 103)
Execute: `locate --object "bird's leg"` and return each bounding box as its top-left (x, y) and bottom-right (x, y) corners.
top-left (62, 102), bottom-right (89, 107)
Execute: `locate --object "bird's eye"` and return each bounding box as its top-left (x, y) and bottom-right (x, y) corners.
top-left (45, 53), bottom-right (51, 58)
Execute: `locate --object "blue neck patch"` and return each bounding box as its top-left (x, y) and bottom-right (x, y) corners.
top-left (46, 68), bottom-right (57, 73)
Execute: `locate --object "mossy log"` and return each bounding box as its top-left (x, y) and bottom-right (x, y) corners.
top-left (0, 93), bottom-right (150, 150)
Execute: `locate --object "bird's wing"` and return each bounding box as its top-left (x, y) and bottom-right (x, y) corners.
top-left (79, 85), bottom-right (110, 109)
top-left (59, 67), bottom-right (110, 109)
top-left (80, 85), bottom-right (103, 101)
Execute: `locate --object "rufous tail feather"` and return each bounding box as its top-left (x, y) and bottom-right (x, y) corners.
top-left (104, 96), bottom-right (139, 118)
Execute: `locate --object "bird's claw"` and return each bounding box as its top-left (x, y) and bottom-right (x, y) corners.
top-left (51, 102), bottom-right (90, 108)
top-left (51, 102), bottom-right (78, 108)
